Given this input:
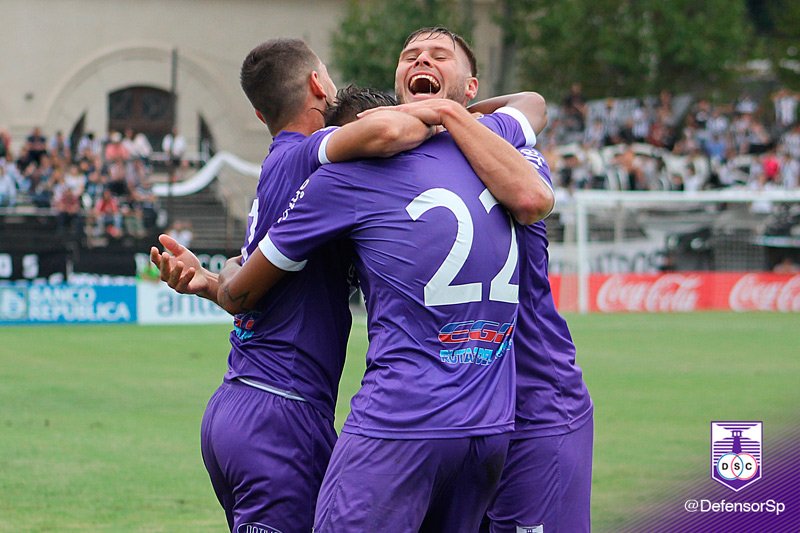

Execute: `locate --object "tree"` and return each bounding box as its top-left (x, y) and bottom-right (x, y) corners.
top-left (331, 0), bottom-right (474, 92)
top-left (500, 0), bottom-right (753, 100)
top-left (746, 0), bottom-right (800, 89)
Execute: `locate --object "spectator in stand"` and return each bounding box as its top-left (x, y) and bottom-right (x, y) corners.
top-left (780, 123), bottom-right (800, 159)
top-left (778, 150), bottom-right (799, 190)
top-left (0, 164), bottom-right (17, 207)
top-left (703, 132), bottom-right (729, 164)
top-left (104, 131), bottom-right (130, 163)
top-left (126, 158), bottom-right (149, 191)
top-left (562, 82), bottom-right (587, 133)
top-left (29, 156), bottom-right (55, 208)
top-left (731, 112), bottom-right (755, 154)
top-left (599, 98), bottom-right (621, 145)
top-left (162, 127), bottom-right (186, 180)
top-left (64, 163), bottom-right (86, 196)
top-left (49, 130), bottom-right (71, 162)
top-left (24, 126), bottom-right (48, 166)
top-left (656, 89), bottom-right (675, 127)
top-left (583, 118), bottom-right (606, 150)
top-left (77, 132), bottom-right (102, 158)
top-left (773, 257), bottom-right (800, 273)
top-left (673, 115), bottom-right (701, 155)
top-left (669, 172), bottom-right (685, 191)
top-left (771, 88), bottom-right (799, 134)
top-left (761, 150), bottom-right (780, 184)
top-left (54, 180), bottom-right (84, 240)
top-left (682, 161), bottom-right (706, 192)
top-left (132, 131), bottom-right (153, 166)
top-left (167, 219), bottom-right (193, 248)
top-left (735, 92), bottom-right (758, 115)
top-left (131, 178), bottom-right (160, 231)
top-left (747, 116), bottom-right (772, 155)
top-left (646, 116), bottom-right (673, 149)
top-left (631, 99), bottom-right (650, 142)
top-left (692, 98), bottom-right (712, 130)
top-left (0, 128), bottom-right (11, 159)
top-left (94, 187), bottom-right (123, 238)
top-left (706, 106), bottom-right (730, 139)
top-left (82, 169), bottom-right (106, 211)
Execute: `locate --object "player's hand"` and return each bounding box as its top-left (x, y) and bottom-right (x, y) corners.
top-left (359, 99), bottom-right (463, 127)
top-left (149, 234), bottom-right (210, 296)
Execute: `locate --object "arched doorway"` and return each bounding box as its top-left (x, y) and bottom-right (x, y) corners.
top-left (108, 86), bottom-right (173, 149)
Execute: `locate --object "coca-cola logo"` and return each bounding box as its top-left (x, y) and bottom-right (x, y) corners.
top-left (596, 274), bottom-right (701, 312)
top-left (729, 274), bottom-right (800, 312)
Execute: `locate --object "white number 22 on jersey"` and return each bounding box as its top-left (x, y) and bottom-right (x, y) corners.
top-left (406, 188), bottom-right (518, 307)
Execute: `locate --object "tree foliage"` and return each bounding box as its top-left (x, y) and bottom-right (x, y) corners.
top-left (330, 0), bottom-right (792, 101)
top-left (746, 0), bottom-right (800, 89)
top-left (331, 0), bottom-right (474, 92)
top-left (501, 0), bottom-right (753, 100)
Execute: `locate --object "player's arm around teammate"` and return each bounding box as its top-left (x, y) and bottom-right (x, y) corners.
top-left (362, 94), bottom-right (554, 224)
top-left (150, 104), bottom-right (433, 305)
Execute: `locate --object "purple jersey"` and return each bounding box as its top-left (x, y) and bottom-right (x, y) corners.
top-left (514, 147), bottom-right (593, 437)
top-left (263, 112), bottom-right (535, 438)
top-left (225, 128), bottom-right (353, 421)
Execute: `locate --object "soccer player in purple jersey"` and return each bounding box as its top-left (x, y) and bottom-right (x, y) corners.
top-left (150, 40), bottom-right (435, 532)
top-left (383, 28), bottom-right (594, 533)
top-left (481, 147), bottom-right (593, 533)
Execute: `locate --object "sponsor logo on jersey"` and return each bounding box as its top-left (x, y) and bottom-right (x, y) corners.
top-left (233, 311), bottom-right (260, 340)
top-left (437, 319), bottom-right (514, 365)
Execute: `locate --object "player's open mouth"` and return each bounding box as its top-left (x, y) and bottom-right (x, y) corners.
top-left (408, 74), bottom-right (441, 95)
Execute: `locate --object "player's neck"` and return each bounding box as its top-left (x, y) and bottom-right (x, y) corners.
top-left (280, 98), bottom-right (327, 136)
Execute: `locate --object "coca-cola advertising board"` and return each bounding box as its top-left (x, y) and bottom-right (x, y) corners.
top-left (550, 273), bottom-right (800, 312)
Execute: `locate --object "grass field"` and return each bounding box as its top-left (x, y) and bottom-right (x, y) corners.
top-left (1, 312), bottom-right (798, 531)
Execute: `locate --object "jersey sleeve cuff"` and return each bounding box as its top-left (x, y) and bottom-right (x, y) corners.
top-left (496, 106), bottom-right (537, 147)
top-left (258, 235), bottom-right (307, 272)
top-left (318, 126), bottom-right (339, 165)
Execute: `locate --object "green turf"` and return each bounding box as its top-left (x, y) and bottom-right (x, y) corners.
top-left (1, 312), bottom-right (797, 531)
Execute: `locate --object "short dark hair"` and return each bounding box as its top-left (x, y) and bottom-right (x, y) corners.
top-left (240, 39), bottom-right (320, 133)
top-left (324, 85), bottom-right (397, 127)
top-left (402, 27), bottom-right (477, 77)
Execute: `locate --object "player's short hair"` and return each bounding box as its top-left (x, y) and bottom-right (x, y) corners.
top-left (324, 85), bottom-right (397, 127)
top-left (240, 39), bottom-right (321, 133)
top-left (402, 26), bottom-right (478, 77)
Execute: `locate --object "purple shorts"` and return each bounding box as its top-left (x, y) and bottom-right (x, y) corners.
top-left (484, 414), bottom-right (594, 533)
top-left (200, 379), bottom-right (337, 532)
top-left (313, 431), bottom-right (510, 533)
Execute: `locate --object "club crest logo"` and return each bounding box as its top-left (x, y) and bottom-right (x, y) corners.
top-left (711, 421), bottom-right (762, 491)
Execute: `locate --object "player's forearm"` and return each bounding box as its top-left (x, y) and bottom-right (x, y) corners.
top-left (468, 92), bottom-right (548, 134)
top-left (440, 107), bottom-right (554, 225)
top-left (326, 110), bottom-right (432, 160)
top-left (217, 250), bottom-right (286, 315)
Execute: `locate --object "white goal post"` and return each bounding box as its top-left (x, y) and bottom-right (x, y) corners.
top-left (566, 189), bottom-right (800, 313)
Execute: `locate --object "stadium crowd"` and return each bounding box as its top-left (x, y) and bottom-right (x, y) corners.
top-left (538, 84), bottom-right (800, 194)
top-left (0, 126), bottom-right (177, 245)
top-left (2, 85), bottom-right (798, 243)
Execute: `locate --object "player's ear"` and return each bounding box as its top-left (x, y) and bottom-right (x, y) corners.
top-left (254, 109), bottom-right (266, 125)
top-left (309, 71), bottom-right (327, 98)
top-left (465, 77), bottom-right (479, 102)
